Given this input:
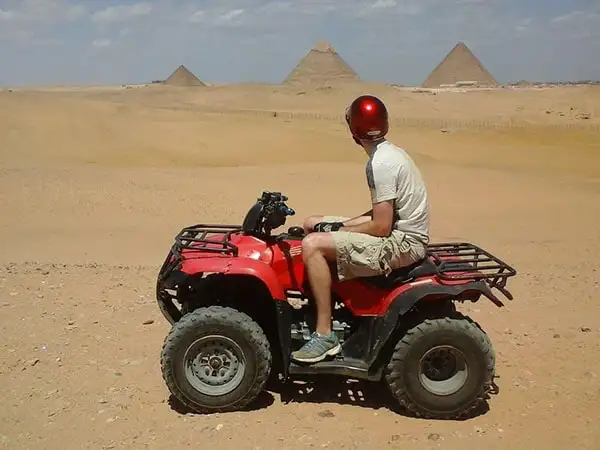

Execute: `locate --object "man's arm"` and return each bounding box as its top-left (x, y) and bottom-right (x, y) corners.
top-left (342, 209), bottom-right (372, 227)
top-left (339, 157), bottom-right (397, 237)
top-left (339, 201), bottom-right (393, 237)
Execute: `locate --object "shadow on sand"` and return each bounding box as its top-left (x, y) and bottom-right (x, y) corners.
top-left (168, 374), bottom-right (500, 420)
top-left (268, 375), bottom-right (498, 420)
top-left (168, 389), bottom-right (277, 415)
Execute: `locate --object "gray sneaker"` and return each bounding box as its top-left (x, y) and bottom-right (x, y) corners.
top-left (291, 331), bottom-right (341, 363)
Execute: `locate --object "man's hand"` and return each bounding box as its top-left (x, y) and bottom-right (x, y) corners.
top-left (339, 200), bottom-right (394, 237)
top-left (314, 221), bottom-right (344, 233)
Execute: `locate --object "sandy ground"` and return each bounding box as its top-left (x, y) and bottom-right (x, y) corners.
top-left (1, 84), bottom-right (600, 449)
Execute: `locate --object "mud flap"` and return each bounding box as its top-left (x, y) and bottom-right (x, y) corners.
top-left (156, 269), bottom-right (188, 324)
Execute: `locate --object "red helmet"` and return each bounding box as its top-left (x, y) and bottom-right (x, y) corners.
top-left (345, 95), bottom-right (389, 142)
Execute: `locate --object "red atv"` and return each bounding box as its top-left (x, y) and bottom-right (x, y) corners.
top-left (156, 191), bottom-right (517, 419)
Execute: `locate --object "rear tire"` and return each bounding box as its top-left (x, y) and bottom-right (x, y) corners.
top-left (160, 306), bottom-right (272, 413)
top-left (384, 312), bottom-right (495, 420)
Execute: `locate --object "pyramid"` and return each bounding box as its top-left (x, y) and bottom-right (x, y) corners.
top-left (163, 65), bottom-right (205, 87)
top-left (283, 40), bottom-right (360, 86)
top-left (422, 42), bottom-right (498, 88)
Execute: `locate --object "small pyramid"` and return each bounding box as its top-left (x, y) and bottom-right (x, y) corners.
top-left (283, 40), bottom-right (360, 86)
top-left (422, 42), bottom-right (498, 88)
top-left (164, 65), bottom-right (205, 87)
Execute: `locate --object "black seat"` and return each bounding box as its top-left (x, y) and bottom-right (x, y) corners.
top-left (361, 257), bottom-right (439, 289)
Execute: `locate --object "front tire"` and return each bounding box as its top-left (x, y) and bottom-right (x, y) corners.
top-left (160, 306), bottom-right (272, 413)
top-left (384, 312), bottom-right (495, 420)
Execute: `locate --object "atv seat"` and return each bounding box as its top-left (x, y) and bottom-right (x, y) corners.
top-left (362, 257), bottom-right (439, 289)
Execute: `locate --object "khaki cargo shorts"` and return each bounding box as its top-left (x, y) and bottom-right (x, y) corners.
top-left (322, 216), bottom-right (427, 282)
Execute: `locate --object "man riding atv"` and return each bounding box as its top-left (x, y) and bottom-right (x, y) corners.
top-left (292, 95), bottom-right (431, 364)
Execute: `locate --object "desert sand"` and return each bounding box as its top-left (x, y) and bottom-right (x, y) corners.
top-left (1, 81), bottom-right (600, 450)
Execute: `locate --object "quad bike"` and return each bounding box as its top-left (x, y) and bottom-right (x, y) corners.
top-left (156, 191), bottom-right (517, 420)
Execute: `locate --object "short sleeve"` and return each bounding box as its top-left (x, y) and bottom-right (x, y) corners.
top-left (366, 156), bottom-right (398, 204)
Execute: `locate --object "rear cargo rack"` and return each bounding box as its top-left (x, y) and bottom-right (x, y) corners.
top-left (427, 242), bottom-right (517, 298)
top-left (173, 224), bottom-right (242, 256)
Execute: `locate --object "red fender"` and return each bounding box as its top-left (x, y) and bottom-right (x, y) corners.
top-left (377, 276), bottom-right (500, 315)
top-left (180, 256), bottom-right (286, 300)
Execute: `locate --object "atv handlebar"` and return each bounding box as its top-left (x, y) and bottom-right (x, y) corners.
top-left (242, 191), bottom-right (295, 236)
top-left (260, 191), bottom-right (295, 233)
top-left (260, 191), bottom-right (295, 215)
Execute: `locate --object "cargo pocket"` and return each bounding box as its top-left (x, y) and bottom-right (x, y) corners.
top-left (388, 232), bottom-right (419, 269)
top-left (376, 239), bottom-right (395, 276)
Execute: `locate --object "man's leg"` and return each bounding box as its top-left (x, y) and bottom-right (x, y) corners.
top-left (302, 232), bottom-right (337, 334)
top-left (290, 232), bottom-right (341, 363)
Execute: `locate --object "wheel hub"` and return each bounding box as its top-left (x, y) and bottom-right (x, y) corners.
top-left (183, 335), bottom-right (247, 396)
top-left (209, 356), bottom-right (223, 370)
top-left (418, 345), bottom-right (469, 396)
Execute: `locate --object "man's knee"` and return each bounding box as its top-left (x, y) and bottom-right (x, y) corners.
top-left (302, 232), bottom-right (337, 261)
top-left (302, 215), bottom-right (325, 233)
top-left (301, 232), bottom-right (325, 256)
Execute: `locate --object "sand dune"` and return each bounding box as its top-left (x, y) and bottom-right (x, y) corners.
top-left (1, 84), bottom-right (599, 450)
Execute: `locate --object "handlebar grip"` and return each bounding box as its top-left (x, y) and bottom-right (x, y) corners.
top-left (279, 204), bottom-right (295, 216)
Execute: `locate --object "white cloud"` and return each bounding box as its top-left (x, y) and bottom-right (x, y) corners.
top-left (260, 1), bottom-right (293, 13)
top-left (371, 0), bottom-right (396, 9)
top-left (354, 0), bottom-right (438, 18)
top-left (91, 38), bottom-right (111, 48)
top-left (550, 8), bottom-right (600, 40)
top-left (188, 10), bottom-right (205, 24)
top-left (0, 0), bottom-right (62, 23)
top-left (65, 4), bottom-right (86, 21)
top-left (515, 17), bottom-right (532, 33)
top-left (0, 9), bottom-right (16, 21)
top-left (186, 7), bottom-right (246, 26)
top-left (19, 0), bottom-right (61, 21)
top-left (216, 8), bottom-right (245, 26)
top-left (0, 0), bottom-right (85, 30)
top-left (220, 9), bottom-right (244, 21)
top-left (552, 11), bottom-right (586, 24)
top-left (91, 2), bottom-right (152, 25)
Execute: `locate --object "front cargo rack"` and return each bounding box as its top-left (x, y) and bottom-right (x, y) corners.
top-left (427, 242), bottom-right (517, 299)
top-left (173, 224), bottom-right (242, 256)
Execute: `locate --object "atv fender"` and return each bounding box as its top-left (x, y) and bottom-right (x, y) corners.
top-left (180, 256), bottom-right (286, 300)
top-left (378, 278), bottom-right (503, 316)
top-left (181, 257), bottom-right (291, 376)
top-left (367, 280), bottom-right (501, 369)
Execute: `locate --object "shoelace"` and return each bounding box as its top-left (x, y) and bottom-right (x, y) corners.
top-left (302, 333), bottom-right (326, 350)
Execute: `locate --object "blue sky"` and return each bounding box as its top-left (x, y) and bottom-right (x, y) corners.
top-left (1, 0), bottom-right (599, 86)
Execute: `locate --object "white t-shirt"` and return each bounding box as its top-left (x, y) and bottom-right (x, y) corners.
top-left (366, 140), bottom-right (430, 245)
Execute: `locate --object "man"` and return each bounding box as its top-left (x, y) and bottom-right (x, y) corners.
top-left (291, 94), bottom-right (430, 364)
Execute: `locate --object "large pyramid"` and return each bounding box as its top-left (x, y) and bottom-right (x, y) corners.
top-left (283, 40), bottom-right (360, 86)
top-left (163, 65), bottom-right (205, 87)
top-left (422, 42), bottom-right (498, 88)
